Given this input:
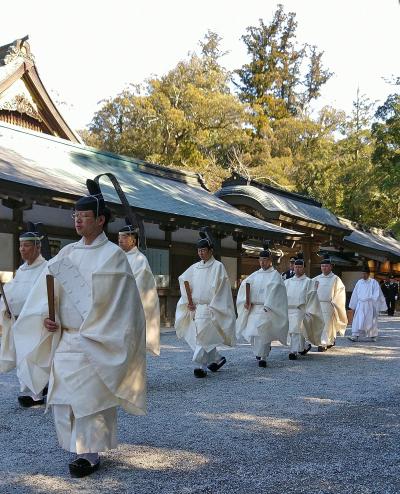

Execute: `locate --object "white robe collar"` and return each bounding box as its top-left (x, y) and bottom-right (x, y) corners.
top-left (74, 231), bottom-right (109, 250)
top-left (293, 274), bottom-right (308, 280)
top-left (257, 267), bottom-right (274, 274)
top-left (20, 254), bottom-right (46, 271)
top-left (360, 278), bottom-right (372, 284)
top-left (126, 246), bottom-right (139, 256)
top-left (196, 256), bottom-right (216, 269)
top-left (320, 272), bottom-right (334, 278)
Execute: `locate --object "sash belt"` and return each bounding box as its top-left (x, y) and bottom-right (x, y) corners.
top-left (62, 327), bottom-right (79, 333)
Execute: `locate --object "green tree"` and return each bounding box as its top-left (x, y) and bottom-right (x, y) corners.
top-left (335, 91), bottom-right (376, 223)
top-left (236, 4), bottom-right (332, 127)
top-left (85, 31), bottom-right (247, 190)
top-left (288, 107), bottom-right (346, 210)
top-left (371, 92), bottom-right (400, 232)
top-left (231, 4), bottom-right (333, 192)
top-left (372, 93), bottom-right (400, 190)
top-left (312, 90), bottom-right (398, 233)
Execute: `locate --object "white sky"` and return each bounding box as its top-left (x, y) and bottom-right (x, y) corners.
top-left (2, 0), bottom-right (399, 130)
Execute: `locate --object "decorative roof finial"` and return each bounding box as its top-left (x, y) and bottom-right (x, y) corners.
top-left (4, 36), bottom-right (34, 65)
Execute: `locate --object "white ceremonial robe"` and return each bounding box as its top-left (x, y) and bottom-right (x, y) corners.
top-left (126, 247), bottom-right (160, 356)
top-left (0, 255), bottom-right (47, 379)
top-left (236, 267), bottom-right (288, 359)
top-left (175, 256), bottom-right (236, 366)
top-left (285, 275), bottom-right (324, 353)
top-left (313, 272), bottom-right (348, 346)
top-left (13, 232), bottom-right (146, 454)
top-left (349, 278), bottom-right (387, 337)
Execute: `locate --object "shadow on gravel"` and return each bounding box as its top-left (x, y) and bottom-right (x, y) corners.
top-left (1, 327), bottom-right (400, 493)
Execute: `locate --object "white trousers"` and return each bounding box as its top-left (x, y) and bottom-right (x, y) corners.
top-left (192, 347), bottom-right (221, 367)
top-left (251, 336), bottom-right (272, 359)
top-left (289, 333), bottom-right (306, 354)
top-left (320, 301), bottom-right (335, 346)
top-left (352, 301), bottom-right (378, 337)
top-left (52, 405), bottom-right (117, 454)
top-left (19, 379), bottom-right (43, 400)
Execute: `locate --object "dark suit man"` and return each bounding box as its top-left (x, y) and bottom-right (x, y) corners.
top-left (282, 257), bottom-right (296, 280)
top-left (381, 276), bottom-right (398, 316)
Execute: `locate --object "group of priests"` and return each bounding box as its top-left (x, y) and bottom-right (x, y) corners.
top-left (177, 240), bottom-right (350, 375)
top-left (0, 183), bottom-right (389, 478)
top-left (176, 236), bottom-right (387, 377)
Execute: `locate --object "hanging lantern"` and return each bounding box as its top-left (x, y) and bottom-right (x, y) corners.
top-left (380, 260), bottom-right (391, 274)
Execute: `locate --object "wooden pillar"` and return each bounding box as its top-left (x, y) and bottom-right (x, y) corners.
top-left (159, 223), bottom-right (178, 327)
top-left (213, 232), bottom-right (226, 261)
top-left (233, 233), bottom-right (246, 287)
top-left (12, 208), bottom-right (24, 272)
top-left (302, 241), bottom-right (312, 277)
top-left (160, 222), bottom-right (177, 273)
top-left (2, 198), bottom-right (31, 273)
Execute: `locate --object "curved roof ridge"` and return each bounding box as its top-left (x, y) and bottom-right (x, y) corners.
top-left (217, 183), bottom-right (348, 232)
top-left (223, 172), bottom-right (322, 207)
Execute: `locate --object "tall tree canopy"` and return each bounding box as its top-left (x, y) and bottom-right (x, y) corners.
top-left (372, 93), bottom-right (400, 191)
top-left (371, 92), bottom-right (400, 232)
top-left (86, 31), bottom-right (246, 190)
top-left (82, 9), bottom-right (398, 236)
top-left (230, 4), bottom-right (335, 193)
top-left (235, 3), bottom-right (332, 126)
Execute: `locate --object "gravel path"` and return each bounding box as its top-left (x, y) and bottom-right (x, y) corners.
top-left (1, 317), bottom-right (400, 494)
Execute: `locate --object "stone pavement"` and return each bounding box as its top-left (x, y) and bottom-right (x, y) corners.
top-left (0, 316), bottom-right (399, 494)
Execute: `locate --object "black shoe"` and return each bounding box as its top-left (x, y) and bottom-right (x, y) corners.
top-left (18, 396), bottom-right (45, 408)
top-left (288, 353), bottom-right (297, 360)
top-left (347, 336), bottom-right (359, 342)
top-left (299, 343), bottom-right (312, 356)
top-left (258, 359), bottom-right (267, 368)
top-left (327, 340), bottom-right (336, 349)
top-left (318, 346), bottom-right (327, 352)
top-left (193, 368), bottom-right (207, 378)
top-left (255, 356), bottom-right (261, 360)
top-left (207, 356), bottom-right (226, 372)
top-left (69, 458), bottom-right (100, 478)
top-left (42, 385), bottom-right (48, 397)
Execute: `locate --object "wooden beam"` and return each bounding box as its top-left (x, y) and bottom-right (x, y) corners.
top-left (23, 68), bottom-right (80, 143)
top-left (0, 63), bottom-right (25, 94)
top-left (0, 219), bottom-right (19, 234)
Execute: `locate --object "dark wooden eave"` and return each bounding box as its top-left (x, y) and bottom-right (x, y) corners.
top-left (0, 179), bottom-right (302, 242)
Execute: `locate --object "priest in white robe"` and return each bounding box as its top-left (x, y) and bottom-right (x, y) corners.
top-left (13, 186), bottom-right (146, 478)
top-left (175, 229), bottom-right (236, 378)
top-left (285, 254), bottom-right (324, 360)
top-left (313, 255), bottom-right (347, 352)
top-left (118, 224), bottom-right (160, 356)
top-left (0, 227), bottom-right (48, 406)
top-left (236, 247), bottom-right (288, 367)
top-left (348, 266), bottom-right (387, 342)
